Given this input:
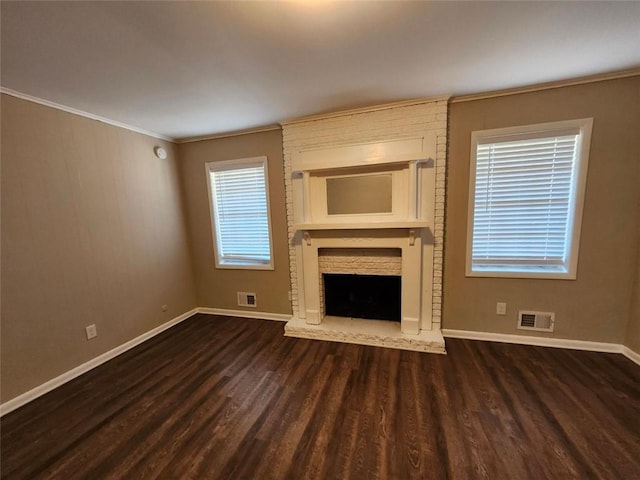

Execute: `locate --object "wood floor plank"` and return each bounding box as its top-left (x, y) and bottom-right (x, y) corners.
top-left (2, 314), bottom-right (639, 479)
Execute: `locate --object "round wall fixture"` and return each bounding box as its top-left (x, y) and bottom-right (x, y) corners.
top-left (154, 146), bottom-right (167, 159)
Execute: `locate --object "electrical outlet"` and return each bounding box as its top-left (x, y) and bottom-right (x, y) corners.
top-left (496, 302), bottom-right (507, 315)
top-left (85, 324), bottom-right (97, 340)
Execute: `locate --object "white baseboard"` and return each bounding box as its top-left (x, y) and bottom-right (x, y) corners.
top-left (621, 346), bottom-right (640, 366)
top-left (442, 328), bottom-right (640, 366)
top-left (0, 307), bottom-right (291, 417)
top-left (442, 329), bottom-right (620, 352)
top-left (0, 307), bottom-right (291, 416)
top-left (0, 308), bottom-right (199, 417)
top-left (3, 314), bottom-right (635, 417)
top-left (197, 307), bottom-right (292, 322)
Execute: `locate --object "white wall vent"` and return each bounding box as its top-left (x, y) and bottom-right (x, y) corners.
top-left (237, 292), bottom-right (257, 308)
top-left (517, 310), bottom-right (554, 332)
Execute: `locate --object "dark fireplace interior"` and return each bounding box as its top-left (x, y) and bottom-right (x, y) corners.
top-left (323, 273), bottom-right (401, 322)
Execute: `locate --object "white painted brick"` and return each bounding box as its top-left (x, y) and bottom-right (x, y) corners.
top-left (283, 100), bottom-right (448, 326)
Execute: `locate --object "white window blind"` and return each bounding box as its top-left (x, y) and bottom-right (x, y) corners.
top-left (467, 119), bottom-right (592, 279)
top-left (207, 158), bottom-right (272, 268)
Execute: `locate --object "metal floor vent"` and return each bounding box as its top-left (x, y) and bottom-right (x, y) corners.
top-left (237, 292), bottom-right (257, 308)
top-left (517, 311), bottom-right (555, 332)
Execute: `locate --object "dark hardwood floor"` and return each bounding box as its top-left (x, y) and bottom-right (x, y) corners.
top-left (2, 314), bottom-right (639, 479)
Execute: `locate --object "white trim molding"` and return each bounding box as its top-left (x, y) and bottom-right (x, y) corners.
top-left (4, 313), bottom-right (634, 416)
top-left (197, 307), bottom-right (292, 322)
top-left (205, 156), bottom-right (275, 270)
top-left (442, 329), bottom-right (640, 366)
top-left (177, 125), bottom-right (281, 144)
top-left (0, 87), bottom-right (174, 142)
top-left (466, 118), bottom-right (593, 280)
top-left (621, 346), bottom-right (640, 366)
top-left (450, 68), bottom-right (640, 104)
top-left (0, 308), bottom-right (199, 417)
top-left (0, 307), bottom-right (292, 417)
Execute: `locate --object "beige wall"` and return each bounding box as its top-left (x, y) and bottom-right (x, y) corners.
top-left (1, 95), bottom-right (197, 402)
top-left (625, 236), bottom-right (640, 353)
top-left (3, 75), bottom-right (638, 405)
top-left (444, 76), bottom-right (640, 343)
top-left (178, 130), bottom-right (291, 314)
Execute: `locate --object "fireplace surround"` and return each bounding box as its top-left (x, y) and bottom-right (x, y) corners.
top-left (282, 99), bottom-right (448, 353)
top-left (297, 227), bottom-right (426, 334)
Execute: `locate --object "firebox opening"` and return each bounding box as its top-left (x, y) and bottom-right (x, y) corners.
top-left (323, 273), bottom-right (401, 322)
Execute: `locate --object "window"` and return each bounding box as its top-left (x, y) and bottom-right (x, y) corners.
top-left (206, 156), bottom-right (273, 269)
top-left (466, 118), bottom-right (593, 279)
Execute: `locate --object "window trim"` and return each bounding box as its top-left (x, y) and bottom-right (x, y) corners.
top-left (465, 118), bottom-right (593, 280)
top-left (205, 156), bottom-right (275, 270)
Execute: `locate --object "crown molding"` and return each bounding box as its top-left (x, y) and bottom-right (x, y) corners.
top-left (280, 96), bottom-right (450, 127)
top-left (6, 68), bottom-right (637, 143)
top-left (176, 125), bottom-right (281, 144)
top-left (450, 68), bottom-right (640, 104)
top-left (0, 87), bottom-right (175, 142)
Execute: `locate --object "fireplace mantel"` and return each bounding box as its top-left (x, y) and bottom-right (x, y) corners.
top-left (282, 101), bottom-right (448, 353)
top-left (297, 228), bottom-right (424, 334)
top-left (293, 221), bottom-right (429, 231)
top-left (290, 137), bottom-right (431, 173)
top-left (288, 137), bottom-right (438, 337)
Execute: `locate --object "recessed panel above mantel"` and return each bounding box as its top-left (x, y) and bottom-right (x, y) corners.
top-left (326, 173), bottom-right (392, 215)
top-left (307, 163), bottom-right (411, 225)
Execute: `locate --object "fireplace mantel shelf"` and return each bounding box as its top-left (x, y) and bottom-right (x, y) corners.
top-left (293, 221), bottom-right (429, 231)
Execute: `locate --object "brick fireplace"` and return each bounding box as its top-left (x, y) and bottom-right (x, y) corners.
top-left (281, 99), bottom-right (448, 353)
top-left (319, 248), bottom-right (401, 321)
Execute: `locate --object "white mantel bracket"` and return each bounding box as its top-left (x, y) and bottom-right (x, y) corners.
top-left (409, 229), bottom-right (416, 246)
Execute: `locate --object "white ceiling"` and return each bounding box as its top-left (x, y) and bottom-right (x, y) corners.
top-left (2, 1), bottom-right (639, 141)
